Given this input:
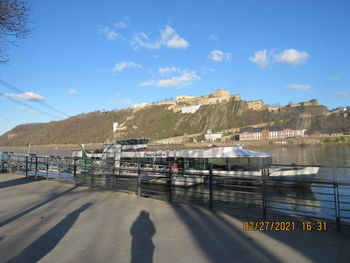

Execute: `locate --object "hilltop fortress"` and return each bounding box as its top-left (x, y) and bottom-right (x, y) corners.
top-left (133, 89), bottom-right (318, 113)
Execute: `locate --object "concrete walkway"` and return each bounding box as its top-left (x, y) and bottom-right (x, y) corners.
top-left (0, 173), bottom-right (349, 263)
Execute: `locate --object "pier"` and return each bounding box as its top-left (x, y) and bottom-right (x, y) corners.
top-left (0, 173), bottom-right (349, 262)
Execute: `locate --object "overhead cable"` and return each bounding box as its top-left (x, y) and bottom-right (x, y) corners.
top-left (0, 78), bottom-right (71, 118)
top-left (0, 93), bottom-right (62, 120)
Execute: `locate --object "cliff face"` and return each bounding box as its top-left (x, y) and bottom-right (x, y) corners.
top-left (0, 99), bottom-right (349, 146)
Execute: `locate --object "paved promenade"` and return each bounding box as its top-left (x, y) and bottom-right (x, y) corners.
top-left (0, 173), bottom-right (349, 263)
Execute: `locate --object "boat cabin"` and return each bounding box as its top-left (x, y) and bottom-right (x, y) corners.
top-left (120, 146), bottom-right (272, 171)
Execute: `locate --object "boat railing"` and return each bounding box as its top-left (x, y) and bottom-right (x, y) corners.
top-left (121, 162), bottom-right (139, 169)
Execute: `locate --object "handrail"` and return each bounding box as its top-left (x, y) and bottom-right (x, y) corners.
top-left (1, 151), bottom-right (350, 228)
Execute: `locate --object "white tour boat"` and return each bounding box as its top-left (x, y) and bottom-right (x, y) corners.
top-left (72, 138), bottom-right (319, 186)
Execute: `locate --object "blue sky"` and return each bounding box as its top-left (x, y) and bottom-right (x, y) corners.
top-left (1, 0), bottom-right (350, 136)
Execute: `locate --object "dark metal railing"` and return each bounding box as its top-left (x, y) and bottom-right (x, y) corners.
top-left (1, 151), bottom-right (350, 229)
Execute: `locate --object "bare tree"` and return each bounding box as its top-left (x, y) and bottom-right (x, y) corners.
top-left (0, 0), bottom-right (30, 61)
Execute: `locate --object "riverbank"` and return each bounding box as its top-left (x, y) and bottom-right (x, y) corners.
top-left (0, 143), bottom-right (101, 152)
top-left (0, 136), bottom-right (349, 151)
top-left (1, 173), bottom-right (349, 263)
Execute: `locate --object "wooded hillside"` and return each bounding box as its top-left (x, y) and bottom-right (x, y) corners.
top-left (0, 98), bottom-right (349, 146)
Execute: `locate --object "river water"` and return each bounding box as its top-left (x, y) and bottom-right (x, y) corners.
top-left (251, 144), bottom-right (350, 166)
top-left (3, 144), bottom-right (350, 164)
top-left (0, 149), bottom-right (73, 157)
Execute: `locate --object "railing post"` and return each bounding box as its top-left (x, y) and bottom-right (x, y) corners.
top-left (112, 159), bottom-right (116, 176)
top-left (35, 156), bottom-right (38, 180)
top-left (9, 159), bottom-right (12, 173)
top-left (73, 158), bottom-right (77, 177)
top-left (112, 159), bottom-right (116, 190)
top-left (0, 158), bottom-right (3, 172)
top-left (30, 156), bottom-right (33, 176)
top-left (46, 157), bottom-right (49, 180)
top-left (90, 167), bottom-right (94, 187)
top-left (25, 156), bottom-right (28, 178)
top-left (209, 164), bottom-right (213, 210)
top-left (17, 156), bottom-right (20, 172)
top-left (115, 160), bottom-right (120, 192)
top-left (168, 162), bottom-right (173, 202)
top-left (261, 167), bottom-right (267, 219)
top-left (137, 162), bottom-right (141, 196)
top-left (57, 157), bottom-right (61, 180)
top-left (332, 166), bottom-right (341, 231)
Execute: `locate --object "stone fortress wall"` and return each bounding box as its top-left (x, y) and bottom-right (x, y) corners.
top-left (132, 89), bottom-right (318, 113)
top-left (246, 100), bottom-right (265, 110)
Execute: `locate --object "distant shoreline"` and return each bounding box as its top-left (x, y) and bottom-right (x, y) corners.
top-left (1, 137), bottom-right (349, 151)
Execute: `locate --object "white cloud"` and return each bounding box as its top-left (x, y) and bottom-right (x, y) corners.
top-left (158, 67), bottom-right (185, 76)
top-left (68, 89), bottom-right (78, 95)
top-left (249, 50), bottom-right (269, 68)
top-left (338, 92), bottom-right (349, 98)
top-left (275, 49), bottom-right (309, 65)
top-left (114, 22), bottom-right (127, 28)
top-left (109, 94), bottom-right (133, 105)
top-left (2, 117), bottom-right (9, 121)
top-left (109, 93), bottom-right (133, 105)
top-left (100, 26), bottom-right (123, 40)
top-left (121, 98), bottom-right (133, 105)
top-left (139, 80), bottom-right (155, 87)
top-left (287, 84), bottom-right (311, 90)
top-left (4, 92), bottom-right (47, 101)
top-left (18, 106), bottom-right (40, 114)
top-left (209, 34), bottom-right (219, 40)
top-left (200, 67), bottom-right (215, 74)
top-left (113, 17), bottom-right (130, 28)
top-left (330, 76), bottom-right (340, 81)
top-left (250, 48), bottom-right (310, 68)
top-left (130, 32), bottom-right (158, 49)
top-left (208, 50), bottom-right (232, 62)
top-left (139, 72), bottom-right (200, 88)
top-left (161, 27), bottom-right (189, 49)
top-left (131, 26), bottom-right (189, 50)
top-left (114, 21), bottom-right (127, 28)
top-left (112, 62), bottom-right (143, 73)
top-left (158, 72), bottom-right (199, 87)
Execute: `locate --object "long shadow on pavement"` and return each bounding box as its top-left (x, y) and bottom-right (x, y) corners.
top-left (171, 203), bottom-right (350, 263)
top-left (0, 177), bottom-right (39, 190)
top-left (0, 185), bottom-right (79, 228)
top-left (5, 202), bottom-right (92, 263)
top-left (130, 210), bottom-right (156, 263)
top-left (171, 204), bottom-right (282, 263)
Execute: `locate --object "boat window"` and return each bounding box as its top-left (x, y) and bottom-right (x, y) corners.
top-left (115, 138), bottom-right (148, 145)
top-left (249, 158), bottom-right (260, 168)
top-left (226, 158), bottom-right (249, 169)
top-left (208, 158), bottom-right (227, 165)
top-left (208, 158), bottom-right (229, 171)
top-left (140, 138), bottom-right (148, 144)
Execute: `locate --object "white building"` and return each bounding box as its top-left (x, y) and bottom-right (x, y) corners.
top-left (181, 105), bottom-right (201, 113)
top-left (239, 132), bottom-right (262, 141)
top-left (133, 102), bottom-right (149, 109)
top-left (113, 122), bottom-right (119, 133)
top-left (205, 129), bottom-right (222, 141)
top-left (239, 128), bottom-right (307, 141)
top-left (176, 95), bottom-right (195, 101)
